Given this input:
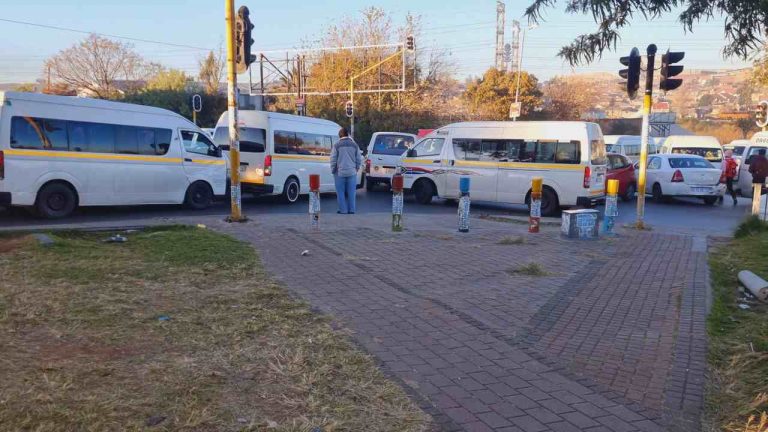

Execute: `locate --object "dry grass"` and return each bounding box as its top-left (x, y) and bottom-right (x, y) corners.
top-left (506, 263), bottom-right (549, 277)
top-left (706, 226), bottom-right (768, 432)
top-left (0, 226), bottom-right (429, 431)
top-left (497, 236), bottom-right (526, 246)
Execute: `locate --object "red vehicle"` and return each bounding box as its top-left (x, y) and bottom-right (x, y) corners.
top-left (606, 153), bottom-right (637, 201)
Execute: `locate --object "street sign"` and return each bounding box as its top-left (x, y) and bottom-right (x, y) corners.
top-left (191, 94), bottom-right (202, 113)
top-left (509, 102), bottom-right (521, 119)
top-left (296, 97), bottom-right (305, 107)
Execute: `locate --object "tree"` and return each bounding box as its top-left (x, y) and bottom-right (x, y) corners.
top-left (199, 50), bottom-right (224, 94)
top-left (541, 76), bottom-right (600, 120)
top-left (13, 83), bottom-right (37, 93)
top-left (146, 69), bottom-right (191, 92)
top-left (525, 0), bottom-right (768, 65)
top-left (45, 34), bottom-right (155, 98)
top-left (463, 68), bottom-right (543, 121)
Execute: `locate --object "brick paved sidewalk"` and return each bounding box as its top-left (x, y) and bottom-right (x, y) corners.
top-left (215, 213), bottom-right (708, 432)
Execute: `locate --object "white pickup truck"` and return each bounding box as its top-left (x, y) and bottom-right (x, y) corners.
top-left (737, 131), bottom-right (768, 196)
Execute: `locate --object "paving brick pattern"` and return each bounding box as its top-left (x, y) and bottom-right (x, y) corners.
top-left (215, 214), bottom-right (708, 431)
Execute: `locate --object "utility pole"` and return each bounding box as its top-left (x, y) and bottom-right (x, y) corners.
top-left (225, 0), bottom-right (244, 222)
top-left (636, 44), bottom-right (657, 230)
top-left (495, 1), bottom-right (505, 71)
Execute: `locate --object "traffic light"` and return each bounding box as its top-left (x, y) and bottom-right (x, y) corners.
top-left (755, 100), bottom-right (768, 128)
top-left (345, 101), bottom-right (353, 118)
top-left (619, 47), bottom-right (641, 99)
top-left (406, 35), bottom-right (415, 51)
top-left (235, 6), bottom-right (256, 74)
top-left (659, 50), bottom-right (685, 92)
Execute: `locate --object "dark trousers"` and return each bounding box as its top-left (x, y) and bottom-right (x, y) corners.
top-left (726, 178), bottom-right (737, 200)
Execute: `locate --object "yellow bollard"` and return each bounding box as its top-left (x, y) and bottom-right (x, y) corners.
top-left (604, 179), bottom-right (620, 235)
top-left (529, 177), bottom-right (543, 233)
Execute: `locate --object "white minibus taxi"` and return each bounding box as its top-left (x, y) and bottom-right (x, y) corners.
top-left (0, 92), bottom-right (226, 218)
top-left (737, 132), bottom-right (768, 197)
top-left (400, 121), bottom-right (607, 216)
top-left (659, 135), bottom-right (723, 169)
top-left (605, 135), bottom-right (662, 162)
top-left (213, 111), bottom-right (362, 203)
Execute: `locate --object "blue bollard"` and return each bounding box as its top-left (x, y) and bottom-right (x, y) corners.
top-left (458, 177), bottom-right (470, 233)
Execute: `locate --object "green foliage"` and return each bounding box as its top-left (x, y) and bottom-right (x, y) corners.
top-left (735, 216), bottom-right (768, 239)
top-left (145, 68), bottom-right (190, 92)
top-left (525, 0), bottom-right (767, 64)
top-left (464, 68), bottom-right (543, 121)
top-left (121, 90), bottom-right (226, 128)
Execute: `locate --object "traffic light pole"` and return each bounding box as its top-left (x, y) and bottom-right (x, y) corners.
top-left (636, 44), bottom-right (657, 230)
top-left (225, 0), bottom-right (244, 222)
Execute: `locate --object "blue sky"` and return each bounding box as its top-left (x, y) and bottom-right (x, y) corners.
top-left (0, 0), bottom-right (752, 84)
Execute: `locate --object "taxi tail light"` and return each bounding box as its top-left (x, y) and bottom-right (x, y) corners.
top-left (0, 151), bottom-right (4, 179)
top-left (583, 166), bottom-right (591, 188)
top-left (365, 158), bottom-right (371, 174)
top-left (671, 169), bottom-right (684, 182)
top-left (264, 155), bottom-right (272, 176)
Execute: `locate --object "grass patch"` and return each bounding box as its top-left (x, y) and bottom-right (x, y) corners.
top-left (506, 263), bottom-right (549, 277)
top-left (0, 227), bottom-right (429, 431)
top-left (497, 236), bottom-right (526, 245)
top-left (706, 221), bottom-right (768, 432)
top-left (735, 215), bottom-right (768, 239)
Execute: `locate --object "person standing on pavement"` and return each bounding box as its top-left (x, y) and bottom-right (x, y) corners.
top-left (331, 127), bottom-right (362, 214)
top-left (720, 149), bottom-right (739, 206)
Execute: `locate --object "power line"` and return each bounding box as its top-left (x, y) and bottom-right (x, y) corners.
top-left (0, 18), bottom-right (213, 51)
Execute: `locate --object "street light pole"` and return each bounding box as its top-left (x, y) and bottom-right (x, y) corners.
top-left (513, 25), bottom-right (536, 121)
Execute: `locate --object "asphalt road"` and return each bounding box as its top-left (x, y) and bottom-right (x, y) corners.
top-left (0, 185), bottom-right (756, 236)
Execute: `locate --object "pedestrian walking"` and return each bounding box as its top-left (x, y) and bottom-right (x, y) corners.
top-left (331, 127), bottom-right (362, 214)
top-left (720, 149), bottom-right (739, 206)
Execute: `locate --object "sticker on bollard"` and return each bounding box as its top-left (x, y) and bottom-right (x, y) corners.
top-left (603, 179), bottom-right (619, 236)
top-left (391, 174), bottom-right (404, 232)
top-left (309, 174), bottom-right (320, 231)
top-left (458, 177), bottom-right (470, 233)
top-left (529, 177), bottom-right (543, 233)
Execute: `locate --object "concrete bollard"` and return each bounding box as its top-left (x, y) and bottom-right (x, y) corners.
top-left (458, 177), bottom-right (470, 233)
top-left (738, 270), bottom-right (768, 302)
top-left (529, 177), bottom-right (543, 233)
top-left (309, 174), bottom-right (320, 231)
top-left (752, 184), bottom-right (764, 216)
top-left (392, 174), bottom-right (404, 232)
top-left (604, 179), bottom-right (619, 235)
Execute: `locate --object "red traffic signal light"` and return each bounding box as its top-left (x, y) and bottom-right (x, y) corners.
top-left (660, 50), bottom-right (684, 92)
top-left (619, 47), bottom-right (641, 99)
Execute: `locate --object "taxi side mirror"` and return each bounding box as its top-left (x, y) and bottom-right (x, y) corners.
top-left (406, 148), bottom-right (416, 157)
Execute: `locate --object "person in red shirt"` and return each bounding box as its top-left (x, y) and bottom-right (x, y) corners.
top-left (720, 149), bottom-right (739, 206)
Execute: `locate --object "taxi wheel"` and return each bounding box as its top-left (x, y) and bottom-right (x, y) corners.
top-left (413, 179), bottom-right (435, 204)
top-left (185, 181), bottom-right (214, 210)
top-left (540, 188), bottom-right (559, 217)
top-left (36, 182), bottom-right (77, 219)
top-left (282, 177), bottom-right (301, 204)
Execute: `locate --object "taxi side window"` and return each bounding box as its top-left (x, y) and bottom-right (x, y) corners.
top-left (413, 138), bottom-right (444, 157)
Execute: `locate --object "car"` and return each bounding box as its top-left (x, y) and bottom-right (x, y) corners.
top-left (643, 154), bottom-right (725, 205)
top-left (737, 133), bottom-right (768, 197)
top-left (606, 153), bottom-right (636, 201)
top-left (364, 132), bottom-right (416, 191)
